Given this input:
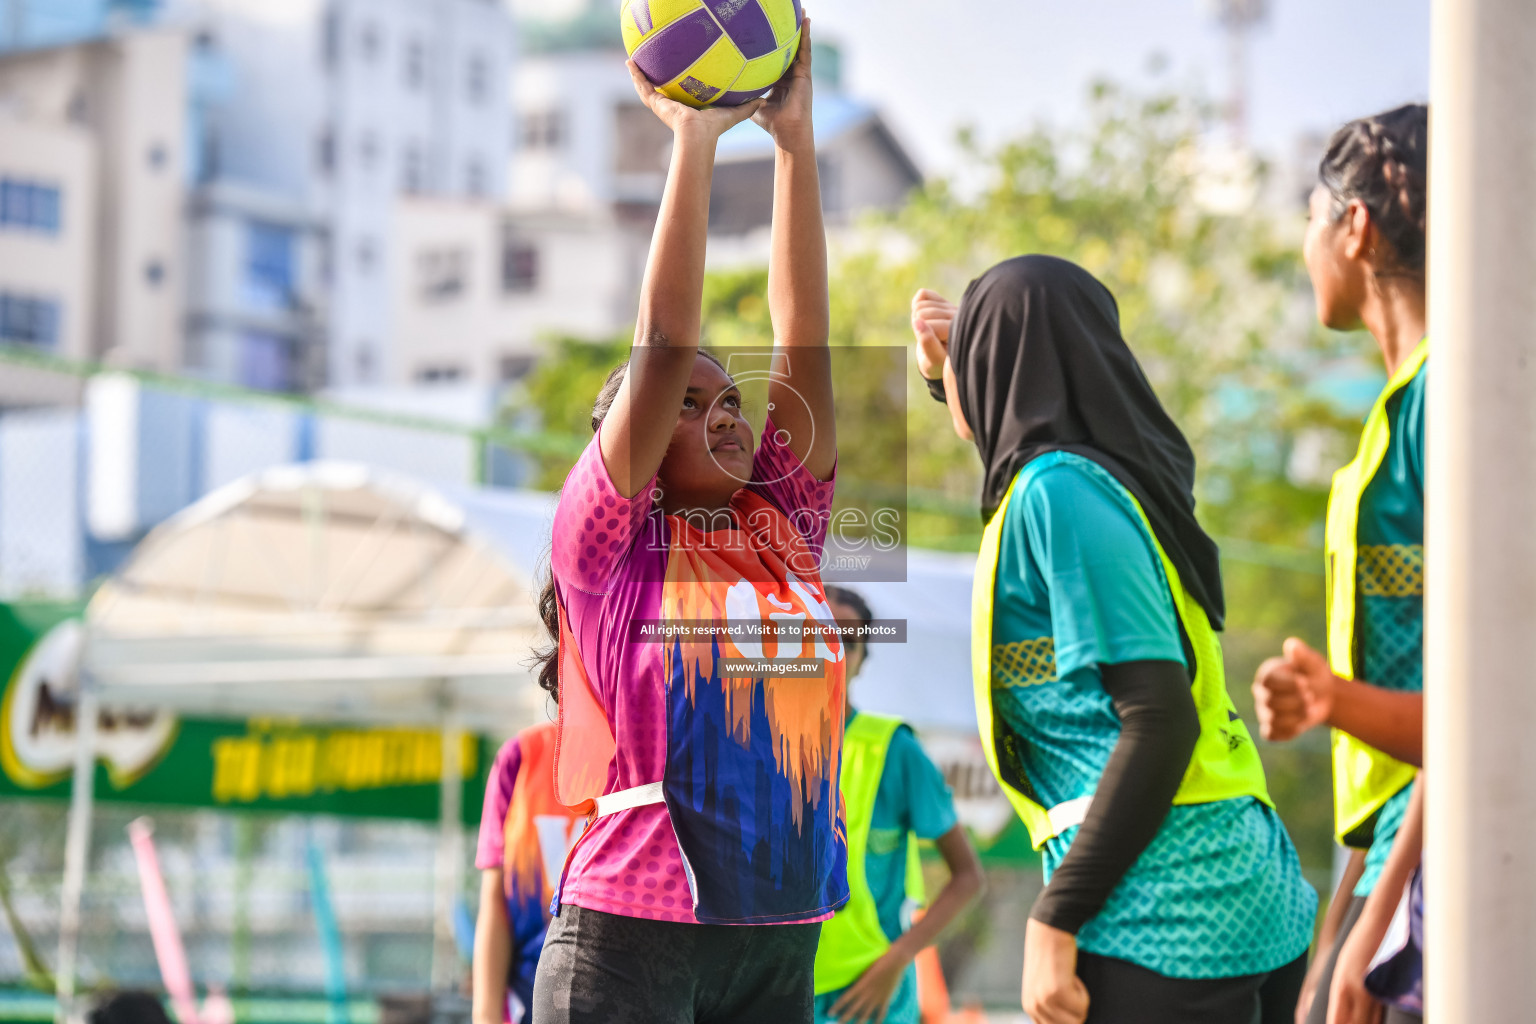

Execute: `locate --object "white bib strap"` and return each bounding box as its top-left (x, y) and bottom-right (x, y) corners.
top-left (1047, 795), bottom-right (1094, 835)
top-left (593, 781), bottom-right (665, 819)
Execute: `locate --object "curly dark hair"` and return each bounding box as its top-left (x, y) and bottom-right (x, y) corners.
top-left (1318, 103), bottom-right (1428, 276)
top-left (530, 351), bottom-right (729, 700)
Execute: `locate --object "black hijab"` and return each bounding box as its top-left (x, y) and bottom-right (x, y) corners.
top-left (948, 254), bottom-right (1226, 629)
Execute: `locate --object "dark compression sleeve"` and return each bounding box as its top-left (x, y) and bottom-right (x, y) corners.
top-left (1029, 659), bottom-right (1201, 934)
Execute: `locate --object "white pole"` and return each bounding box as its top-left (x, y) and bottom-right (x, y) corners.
top-left (1426, 0), bottom-right (1536, 1018)
top-left (55, 687), bottom-right (99, 1024)
top-left (430, 709), bottom-right (465, 993)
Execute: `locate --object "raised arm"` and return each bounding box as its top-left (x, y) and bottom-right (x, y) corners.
top-left (599, 67), bottom-right (764, 499)
top-left (753, 23), bottom-right (835, 481)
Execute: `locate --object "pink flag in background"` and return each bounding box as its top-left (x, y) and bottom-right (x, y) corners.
top-left (127, 818), bottom-right (201, 1024)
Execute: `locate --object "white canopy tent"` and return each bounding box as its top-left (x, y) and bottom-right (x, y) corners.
top-left (55, 463), bottom-right (554, 1010)
top-left (82, 461), bottom-right (550, 730)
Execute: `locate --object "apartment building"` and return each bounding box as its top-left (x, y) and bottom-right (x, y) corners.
top-left (0, 29), bottom-right (186, 379)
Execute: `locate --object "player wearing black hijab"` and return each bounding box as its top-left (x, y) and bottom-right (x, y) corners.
top-left (913, 256), bottom-right (1316, 1024)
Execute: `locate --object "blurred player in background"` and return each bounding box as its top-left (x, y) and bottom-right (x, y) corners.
top-left (472, 721), bottom-right (580, 1024)
top-left (814, 585), bottom-right (984, 1024)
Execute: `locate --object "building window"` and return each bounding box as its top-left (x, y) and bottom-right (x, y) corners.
top-left (498, 353), bottom-right (535, 381)
top-left (519, 109), bottom-right (564, 151)
top-left (358, 22), bottom-right (380, 63)
top-left (245, 221), bottom-right (296, 311)
top-left (402, 145), bottom-right (424, 193)
top-left (501, 234), bottom-right (538, 293)
top-left (405, 39), bottom-right (425, 89)
top-left (198, 122), bottom-right (223, 182)
top-left (465, 159), bottom-right (486, 197)
top-left (356, 238), bottom-right (377, 273)
top-left (614, 103), bottom-right (673, 175)
top-left (359, 132), bottom-right (379, 169)
top-left (419, 248), bottom-right (468, 302)
top-left (0, 178), bottom-right (62, 234)
top-left (0, 292), bottom-right (61, 348)
top-left (144, 259), bottom-right (166, 287)
top-left (355, 342), bottom-right (375, 381)
top-left (415, 364), bottom-right (465, 384)
top-left (321, 5), bottom-right (340, 69)
top-left (317, 128), bottom-right (336, 175)
top-left (147, 142), bottom-right (168, 171)
top-left (239, 332), bottom-right (293, 391)
top-left (466, 55), bottom-right (487, 104)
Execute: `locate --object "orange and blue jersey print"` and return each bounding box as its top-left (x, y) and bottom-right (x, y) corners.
top-left (550, 416), bottom-right (849, 925)
top-left (662, 492), bottom-right (848, 919)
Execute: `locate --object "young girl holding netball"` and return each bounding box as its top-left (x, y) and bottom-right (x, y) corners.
top-left (530, 27), bottom-right (847, 1024)
top-left (912, 255), bottom-right (1316, 1024)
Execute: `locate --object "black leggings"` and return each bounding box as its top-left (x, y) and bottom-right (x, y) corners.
top-left (531, 903), bottom-right (820, 1024)
top-left (1303, 897), bottom-right (1422, 1024)
top-left (1075, 950), bottom-right (1309, 1024)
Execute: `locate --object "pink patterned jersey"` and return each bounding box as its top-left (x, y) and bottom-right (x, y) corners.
top-left (549, 416), bottom-right (849, 925)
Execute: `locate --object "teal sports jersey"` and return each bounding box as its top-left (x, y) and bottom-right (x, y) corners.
top-left (814, 712), bottom-right (958, 1024)
top-left (1353, 360), bottom-right (1427, 897)
top-left (991, 452), bottom-right (1316, 979)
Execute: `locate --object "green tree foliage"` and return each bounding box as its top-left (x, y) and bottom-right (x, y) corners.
top-left (520, 335), bottom-right (631, 488)
top-left (514, 78), bottom-right (1373, 870)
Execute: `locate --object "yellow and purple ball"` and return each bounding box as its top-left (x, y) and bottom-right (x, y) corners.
top-left (621, 0), bottom-right (803, 109)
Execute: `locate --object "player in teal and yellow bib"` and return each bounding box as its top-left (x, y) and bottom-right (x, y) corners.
top-left (812, 586), bottom-right (983, 1024)
top-left (912, 256), bottom-right (1316, 1024)
top-left (1251, 103), bottom-right (1428, 1024)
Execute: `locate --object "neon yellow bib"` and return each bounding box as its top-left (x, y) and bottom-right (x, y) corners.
top-left (971, 457), bottom-right (1272, 850)
top-left (813, 712), bottom-right (926, 994)
top-left (1324, 338), bottom-right (1427, 846)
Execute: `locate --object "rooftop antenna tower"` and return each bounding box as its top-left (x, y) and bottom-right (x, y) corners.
top-left (1210, 0), bottom-right (1269, 146)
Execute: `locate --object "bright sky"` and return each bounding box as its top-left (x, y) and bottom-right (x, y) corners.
top-left (807, 0), bottom-right (1431, 177)
top-left (205, 0), bottom-right (1432, 181)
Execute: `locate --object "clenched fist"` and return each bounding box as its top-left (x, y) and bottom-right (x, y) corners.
top-left (910, 288), bottom-right (957, 382)
top-left (1251, 638), bottom-right (1337, 742)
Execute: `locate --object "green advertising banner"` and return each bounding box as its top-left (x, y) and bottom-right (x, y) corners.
top-left (0, 602), bottom-right (493, 825)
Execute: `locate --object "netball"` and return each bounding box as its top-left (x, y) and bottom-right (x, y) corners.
top-left (621, 0), bottom-right (803, 108)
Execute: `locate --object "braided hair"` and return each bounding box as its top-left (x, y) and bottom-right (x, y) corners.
top-left (531, 351), bottom-right (730, 699)
top-left (1318, 103), bottom-right (1428, 276)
